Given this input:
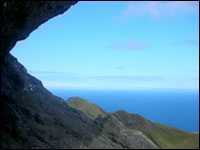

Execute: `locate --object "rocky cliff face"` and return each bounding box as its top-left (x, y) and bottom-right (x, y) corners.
top-left (1, 54), bottom-right (157, 149)
top-left (1, 1), bottom-right (156, 149)
top-left (65, 97), bottom-right (199, 149)
top-left (1, 1), bottom-right (77, 60)
top-left (1, 54), bottom-right (97, 148)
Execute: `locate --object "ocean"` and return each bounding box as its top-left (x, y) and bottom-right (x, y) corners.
top-left (49, 89), bottom-right (199, 132)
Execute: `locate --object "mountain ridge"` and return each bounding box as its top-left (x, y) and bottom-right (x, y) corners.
top-left (1, 54), bottom-right (157, 149)
top-left (1, 1), bottom-right (199, 149)
top-left (66, 96), bottom-right (199, 149)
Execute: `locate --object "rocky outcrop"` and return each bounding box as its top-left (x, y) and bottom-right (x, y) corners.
top-left (65, 97), bottom-right (199, 149)
top-left (1, 54), bottom-right (97, 148)
top-left (1, 1), bottom-right (77, 60)
top-left (90, 114), bottom-right (157, 149)
top-left (2, 1), bottom-right (197, 149)
top-left (112, 111), bottom-right (199, 149)
top-left (1, 54), bottom-right (157, 148)
top-left (1, 1), bottom-right (157, 149)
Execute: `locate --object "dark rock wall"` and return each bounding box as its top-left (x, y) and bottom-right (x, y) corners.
top-left (1, 1), bottom-right (77, 60)
top-left (1, 1), bottom-right (157, 149)
top-left (1, 54), bottom-right (156, 149)
top-left (1, 54), bottom-right (97, 148)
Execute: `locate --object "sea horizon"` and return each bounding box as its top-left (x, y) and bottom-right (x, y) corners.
top-left (48, 88), bottom-right (199, 133)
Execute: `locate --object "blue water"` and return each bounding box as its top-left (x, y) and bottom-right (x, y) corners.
top-left (49, 89), bottom-right (199, 132)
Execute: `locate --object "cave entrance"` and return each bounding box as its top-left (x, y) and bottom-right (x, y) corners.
top-left (11, 1), bottom-right (142, 92)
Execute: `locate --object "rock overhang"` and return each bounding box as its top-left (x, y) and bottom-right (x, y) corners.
top-left (1, 1), bottom-right (78, 61)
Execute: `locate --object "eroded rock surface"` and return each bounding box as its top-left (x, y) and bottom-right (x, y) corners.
top-left (1, 1), bottom-right (77, 59)
top-left (1, 1), bottom-right (157, 149)
top-left (1, 54), bottom-right (157, 149)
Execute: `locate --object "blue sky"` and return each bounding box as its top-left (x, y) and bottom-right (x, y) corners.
top-left (11, 1), bottom-right (199, 90)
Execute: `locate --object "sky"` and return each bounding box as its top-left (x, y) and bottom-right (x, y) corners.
top-left (11, 1), bottom-right (199, 90)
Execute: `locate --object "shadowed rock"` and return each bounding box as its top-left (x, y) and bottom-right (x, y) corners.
top-left (1, 1), bottom-right (156, 149)
top-left (1, 1), bottom-right (77, 60)
top-left (1, 1), bottom-right (198, 149)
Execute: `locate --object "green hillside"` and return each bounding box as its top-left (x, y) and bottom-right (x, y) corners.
top-left (147, 122), bottom-right (199, 149)
top-left (112, 110), bottom-right (199, 149)
top-left (66, 97), bottom-right (199, 149)
top-left (66, 97), bottom-right (107, 119)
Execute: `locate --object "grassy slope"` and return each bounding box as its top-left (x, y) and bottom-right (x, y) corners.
top-left (66, 97), bottom-right (107, 119)
top-left (146, 122), bottom-right (199, 149)
top-left (66, 97), bottom-right (199, 149)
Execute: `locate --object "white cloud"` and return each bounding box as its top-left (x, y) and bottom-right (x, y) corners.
top-left (187, 80), bottom-right (199, 89)
top-left (108, 40), bottom-right (149, 51)
top-left (121, 1), bottom-right (199, 19)
top-left (43, 82), bottom-right (89, 88)
top-left (90, 75), bottom-right (163, 81)
top-left (172, 39), bottom-right (199, 46)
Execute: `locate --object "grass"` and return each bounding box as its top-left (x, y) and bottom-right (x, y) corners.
top-left (66, 96), bottom-right (199, 149)
top-left (143, 122), bottom-right (199, 149)
top-left (66, 97), bottom-right (107, 119)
